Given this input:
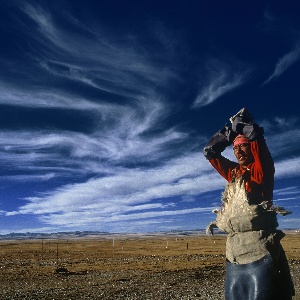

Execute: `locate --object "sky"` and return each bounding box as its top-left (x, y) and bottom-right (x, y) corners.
top-left (0, 0), bottom-right (299, 234)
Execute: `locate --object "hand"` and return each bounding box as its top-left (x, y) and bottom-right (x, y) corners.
top-left (223, 123), bottom-right (238, 143)
top-left (243, 123), bottom-right (264, 141)
top-left (230, 108), bottom-right (254, 134)
top-left (230, 108), bottom-right (253, 124)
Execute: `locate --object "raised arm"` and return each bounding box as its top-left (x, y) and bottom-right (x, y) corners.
top-left (203, 124), bottom-right (238, 182)
top-left (203, 108), bottom-right (275, 192)
top-left (231, 108), bottom-right (275, 202)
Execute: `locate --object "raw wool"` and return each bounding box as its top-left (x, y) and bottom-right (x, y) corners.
top-left (216, 176), bottom-right (258, 233)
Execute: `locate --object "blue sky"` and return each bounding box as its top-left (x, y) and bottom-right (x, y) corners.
top-left (0, 0), bottom-right (299, 234)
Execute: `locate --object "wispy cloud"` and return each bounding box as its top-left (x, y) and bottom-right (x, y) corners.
top-left (4, 152), bottom-right (222, 231)
top-left (0, 2), bottom-right (209, 233)
top-left (2, 112), bottom-right (300, 232)
top-left (263, 43), bottom-right (300, 85)
top-left (0, 101), bottom-right (191, 177)
top-left (279, 217), bottom-right (300, 228)
top-left (192, 59), bottom-right (251, 108)
top-left (1, 1), bottom-right (299, 233)
top-left (0, 2), bottom-right (191, 175)
top-left (262, 118), bottom-right (300, 159)
top-left (15, 2), bottom-right (180, 102)
top-left (0, 2), bottom-right (182, 116)
top-left (274, 157), bottom-right (300, 179)
top-left (274, 186), bottom-right (300, 197)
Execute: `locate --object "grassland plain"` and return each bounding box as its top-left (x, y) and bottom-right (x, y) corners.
top-left (0, 232), bottom-right (299, 299)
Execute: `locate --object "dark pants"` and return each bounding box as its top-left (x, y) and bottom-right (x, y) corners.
top-left (225, 254), bottom-right (292, 300)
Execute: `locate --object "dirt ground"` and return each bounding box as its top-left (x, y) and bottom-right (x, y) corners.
top-left (0, 232), bottom-right (299, 299)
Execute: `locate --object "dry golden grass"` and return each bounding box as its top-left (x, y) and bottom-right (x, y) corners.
top-left (0, 234), bottom-right (227, 273)
top-left (0, 232), bottom-right (299, 299)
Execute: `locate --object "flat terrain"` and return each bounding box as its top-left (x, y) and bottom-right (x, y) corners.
top-left (0, 232), bottom-right (299, 299)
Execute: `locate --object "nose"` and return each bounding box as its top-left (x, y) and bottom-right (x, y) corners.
top-left (234, 145), bottom-right (243, 152)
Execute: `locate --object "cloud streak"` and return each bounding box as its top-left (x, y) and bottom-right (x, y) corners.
top-left (4, 152), bottom-right (221, 232)
top-left (192, 59), bottom-right (251, 108)
top-left (0, 1), bottom-right (299, 233)
top-left (18, 2), bottom-right (179, 101)
top-left (4, 126), bottom-right (300, 232)
top-left (263, 43), bottom-right (300, 85)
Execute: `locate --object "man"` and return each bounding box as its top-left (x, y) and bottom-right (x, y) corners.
top-left (203, 108), bottom-right (294, 300)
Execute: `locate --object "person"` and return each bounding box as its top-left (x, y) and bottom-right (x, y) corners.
top-left (203, 108), bottom-right (294, 300)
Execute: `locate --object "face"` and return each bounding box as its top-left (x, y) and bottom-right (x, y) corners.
top-left (233, 143), bottom-right (254, 167)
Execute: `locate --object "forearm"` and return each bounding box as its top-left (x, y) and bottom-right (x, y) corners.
top-left (203, 124), bottom-right (237, 160)
top-left (203, 124), bottom-right (238, 181)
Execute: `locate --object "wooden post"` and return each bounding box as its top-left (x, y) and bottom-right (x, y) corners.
top-left (56, 243), bottom-right (59, 265)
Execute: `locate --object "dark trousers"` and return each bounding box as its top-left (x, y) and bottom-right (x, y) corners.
top-left (225, 254), bottom-right (293, 300)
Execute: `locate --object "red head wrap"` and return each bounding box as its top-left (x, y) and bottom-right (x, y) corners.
top-left (233, 134), bottom-right (249, 147)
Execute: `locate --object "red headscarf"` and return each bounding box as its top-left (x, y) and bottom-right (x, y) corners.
top-left (233, 134), bottom-right (249, 147)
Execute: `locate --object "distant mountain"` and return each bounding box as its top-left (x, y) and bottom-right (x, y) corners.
top-left (1, 229), bottom-right (297, 240)
top-left (0, 229), bottom-right (209, 240)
